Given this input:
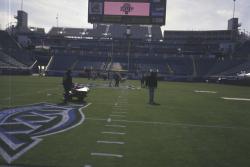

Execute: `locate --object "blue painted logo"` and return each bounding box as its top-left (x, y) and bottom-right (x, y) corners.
top-left (0, 103), bottom-right (87, 164)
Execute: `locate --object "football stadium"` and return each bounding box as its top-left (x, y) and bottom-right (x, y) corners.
top-left (1, 0), bottom-right (250, 166)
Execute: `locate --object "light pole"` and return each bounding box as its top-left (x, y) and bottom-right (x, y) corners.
top-left (233, 0), bottom-right (236, 18)
top-left (126, 25), bottom-right (131, 72)
top-left (56, 13), bottom-right (59, 27)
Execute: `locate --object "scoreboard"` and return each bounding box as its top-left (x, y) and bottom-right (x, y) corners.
top-left (88, 0), bottom-right (167, 25)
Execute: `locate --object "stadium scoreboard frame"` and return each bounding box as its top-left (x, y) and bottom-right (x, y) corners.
top-left (88, 0), bottom-right (166, 25)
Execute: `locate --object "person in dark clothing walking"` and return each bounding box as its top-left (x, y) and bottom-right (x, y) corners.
top-left (146, 70), bottom-right (158, 104)
top-left (114, 72), bottom-right (121, 87)
top-left (63, 70), bottom-right (73, 103)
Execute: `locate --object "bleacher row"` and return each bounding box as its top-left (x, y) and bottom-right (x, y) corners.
top-left (48, 24), bottom-right (163, 40)
top-left (0, 31), bottom-right (35, 69)
top-left (47, 55), bottom-right (250, 77)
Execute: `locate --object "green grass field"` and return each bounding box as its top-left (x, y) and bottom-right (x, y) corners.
top-left (1, 75), bottom-right (250, 167)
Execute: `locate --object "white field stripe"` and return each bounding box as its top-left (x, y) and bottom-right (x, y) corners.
top-left (221, 97), bottom-right (250, 101)
top-left (85, 118), bottom-right (249, 130)
top-left (113, 106), bottom-right (127, 108)
top-left (112, 119), bottom-right (248, 130)
top-left (194, 90), bottom-right (217, 94)
top-left (112, 108), bottom-right (127, 111)
top-left (97, 141), bottom-right (125, 145)
top-left (113, 105), bottom-right (128, 108)
top-left (105, 125), bottom-right (127, 128)
top-left (101, 131), bottom-right (126, 135)
top-left (91, 153), bottom-right (123, 158)
top-left (110, 115), bottom-right (126, 118)
top-left (112, 112), bottom-right (127, 114)
top-left (115, 109), bottom-right (127, 111)
top-left (117, 101), bottom-right (128, 103)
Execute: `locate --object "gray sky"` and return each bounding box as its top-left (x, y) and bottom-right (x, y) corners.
top-left (0, 0), bottom-right (249, 33)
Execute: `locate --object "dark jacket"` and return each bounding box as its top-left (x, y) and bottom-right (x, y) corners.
top-left (63, 72), bottom-right (73, 90)
top-left (146, 72), bottom-right (158, 88)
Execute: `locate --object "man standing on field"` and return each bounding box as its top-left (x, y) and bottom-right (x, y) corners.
top-left (146, 70), bottom-right (158, 105)
top-left (63, 69), bottom-right (73, 103)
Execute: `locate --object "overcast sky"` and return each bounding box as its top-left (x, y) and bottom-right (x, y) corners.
top-left (0, 0), bottom-right (249, 33)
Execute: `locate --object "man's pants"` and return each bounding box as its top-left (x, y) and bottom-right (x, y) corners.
top-left (149, 87), bottom-right (155, 104)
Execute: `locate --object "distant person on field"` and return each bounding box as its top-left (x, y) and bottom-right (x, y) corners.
top-left (63, 69), bottom-right (73, 103)
top-left (141, 74), bottom-right (146, 88)
top-left (146, 70), bottom-right (158, 104)
top-left (114, 72), bottom-right (121, 87)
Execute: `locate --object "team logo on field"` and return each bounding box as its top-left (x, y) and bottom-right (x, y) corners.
top-left (0, 103), bottom-right (86, 164)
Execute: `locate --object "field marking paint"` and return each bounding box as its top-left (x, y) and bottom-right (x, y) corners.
top-left (25, 103), bottom-right (92, 139)
top-left (114, 108), bottom-right (127, 111)
top-left (112, 112), bottom-right (127, 114)
top-left (194, 90), bottom-right (217, 94)
top-left (101, 131), bottom-right (126, 135)
top-left (105, 125), bottom-right (127, 128)
top-left (91, 153), bottom-right (123, 158)
top-left (110, 115), bottom-right (126, 118)
top-left (0, 103), bottom-right (92, 164)
top-left (116, 107), bottom-right (127, 109)
top-left (84, 165), bottom-right (92, 167)
top-left (221, 97), bottom-right (250, 101)
top-left (97, 141), bottom-right (125, 145)
top-left (117, 101), bottom-right (128, 103)
top-left (86, 117), bottom-right (249, 130)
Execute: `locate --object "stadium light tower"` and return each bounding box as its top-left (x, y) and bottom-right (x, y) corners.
top-left (233, 0), bottom-right (236, 18)
top-left (126, 26), bottom-right (131, 72)
top-left (21, 0), bottom-right (23, 10)
top-left (56, 13), bottom-right (59, 27)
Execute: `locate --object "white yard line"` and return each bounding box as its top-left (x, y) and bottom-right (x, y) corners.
top-left (91, 153), bottom-right (123, 158)
top-left (86, 117), bottom-right (249, 130)
top-left (221, 97), bottom-right (250, 101)
top-left (113, 107), bottom-right (127, 109)
top-left (101, 131), bottom-right (126, 135)
top-left (105, 125), bottom-right (127, 128)
top-left (112, 112), bottom-right (127, 114)
top-left (194, 90), bottom-right (217, 94)
top-left (97, 141), bottom-right (125, 145)
top-left (110, 115), bottom-right (126, 118)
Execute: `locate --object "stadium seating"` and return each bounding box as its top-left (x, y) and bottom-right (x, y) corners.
top-left (195, 57), bottom-right (217, 76)
top-left (206, 59), bottom-right (245, 76)
top-left (219, 60), bottom-right (250, 75)
top-left (0, 51), bottom-right (27, 68)
top-left (0, 30), bottom-right (35, 66)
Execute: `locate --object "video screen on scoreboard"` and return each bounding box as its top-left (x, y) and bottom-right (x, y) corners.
top-left (88, 0), bottom-right (166, 25)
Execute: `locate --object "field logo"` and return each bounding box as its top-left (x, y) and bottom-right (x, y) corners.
top-left (0, 103), bottom-right (86, 164)
top-left (121, 3), bottom-right (134, 14)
